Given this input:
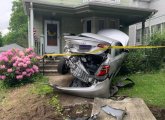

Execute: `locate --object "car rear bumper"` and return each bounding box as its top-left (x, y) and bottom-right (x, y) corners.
top-left (50, 78), bottom-right (112, 98)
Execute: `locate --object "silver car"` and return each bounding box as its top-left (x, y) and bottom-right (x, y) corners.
top-left (56, 29), bottom-right (129, 98)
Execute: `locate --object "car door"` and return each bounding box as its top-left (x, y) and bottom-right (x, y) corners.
top-left (111, 42), bottom-right (126, 76)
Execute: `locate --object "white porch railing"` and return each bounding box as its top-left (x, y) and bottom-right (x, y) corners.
top-left (34, 35), bottom-right (45, 56)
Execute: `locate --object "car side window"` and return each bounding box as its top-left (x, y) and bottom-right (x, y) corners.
top-left (115, 42), bottom-right (123, 56)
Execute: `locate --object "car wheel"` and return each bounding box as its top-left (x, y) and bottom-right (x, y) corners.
top-left (57, 57), bottom-right (69, 74)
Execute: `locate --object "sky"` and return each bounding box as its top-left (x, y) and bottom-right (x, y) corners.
top-left (0, 0), bottom-right (12, 36)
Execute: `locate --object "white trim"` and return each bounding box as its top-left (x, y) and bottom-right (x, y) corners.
top-left (30, 2), bottom-right (34, 48)
top-left (28, 17), bottom-right (31, 48)
top-left (44, 20), bottom-right (60, 53)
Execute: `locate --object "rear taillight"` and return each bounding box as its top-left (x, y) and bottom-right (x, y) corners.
top-left (97, 44), bottom-right (109, 48)
top-left (96, 65), bottom-right (110, 76)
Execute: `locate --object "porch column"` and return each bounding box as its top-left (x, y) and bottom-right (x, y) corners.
top-left (28, 17), bottom-right (31, 48)
top-left (141, 20), bottom-right (145, 45)
top-left (30, 2), bottom-right (34, 48)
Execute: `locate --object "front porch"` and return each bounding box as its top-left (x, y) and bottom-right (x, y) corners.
top-left (23, 0), bottom-right (156, 55)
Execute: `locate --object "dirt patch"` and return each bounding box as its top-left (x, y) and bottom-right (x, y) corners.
top-left (149, 106), bottom-right (165, 120)
top-left (63, 104), bottom-right (92, 119)
top-left (0, 85), bottom-right (56, 120)
top-left (1, 84), bottom-right (164, 120)
top-left (0, 84), bottom-right (92, 120)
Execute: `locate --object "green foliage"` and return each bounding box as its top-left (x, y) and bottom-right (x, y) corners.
top-left (31, 75), bottom-right (53, 95)
top-left (118, 71), bottom-right (165, 108)
top-left (0, 32), bottom-right (3, 47)
top-left (120, 32), bottom-right (165, 74)
top-left (49, 95), bottom-right (62, 112)
top-left (120, 49), bottom-right (146, 74)
top-left (3, 0), bottom-right (28, 47)
top-left (0, 81), bottom-right (7, 102)
top-left (145, 32), bottom-right (165, 71)
top-left (2, 73), bottom-right (41, 88)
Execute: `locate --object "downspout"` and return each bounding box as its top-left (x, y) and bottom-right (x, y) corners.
top-left (30, 2), bottom-right (34, 48)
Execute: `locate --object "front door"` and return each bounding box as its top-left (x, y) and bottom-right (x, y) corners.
top-left (44, 20), bottom-right (60, 53)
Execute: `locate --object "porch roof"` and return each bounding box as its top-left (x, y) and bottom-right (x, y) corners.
top-left (23, 0), bottom-right (157, 26)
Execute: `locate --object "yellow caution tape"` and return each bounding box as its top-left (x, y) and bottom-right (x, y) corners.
top-left (43, 45), bottom-right (165, 57)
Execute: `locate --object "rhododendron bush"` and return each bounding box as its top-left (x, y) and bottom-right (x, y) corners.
top-left (0, 48), bottom-right (41, 86)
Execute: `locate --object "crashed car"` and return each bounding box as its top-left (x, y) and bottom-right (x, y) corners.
top-left (56, 29), bottom-right (129, 98)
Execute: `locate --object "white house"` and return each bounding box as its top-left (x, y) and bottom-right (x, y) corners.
top-left (129, 0), bottom-right (165, 45)
top-left (22, 0), bottom-right (156, 54)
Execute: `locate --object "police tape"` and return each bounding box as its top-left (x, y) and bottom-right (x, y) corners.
top-left (43, 45), bottom-right (165, 57)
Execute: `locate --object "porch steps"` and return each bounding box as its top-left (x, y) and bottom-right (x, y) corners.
top-left (39, 57), bottom-right (62, 76)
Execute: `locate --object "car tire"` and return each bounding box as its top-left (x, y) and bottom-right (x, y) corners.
top-left (57, 57), bottom-right (69, 74)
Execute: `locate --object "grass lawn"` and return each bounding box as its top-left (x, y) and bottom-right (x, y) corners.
top-left (118, 71), bottom-right (165, 108)
top-left (0, 81), bottom-right (7, 103)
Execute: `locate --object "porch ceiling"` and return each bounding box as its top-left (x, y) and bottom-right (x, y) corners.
top-left (24, 1), bottom-right (157, 26)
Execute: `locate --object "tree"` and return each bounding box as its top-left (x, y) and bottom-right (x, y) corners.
top-left (4, 0), bottom-right (28, 47)
top-left (0, 32), bottom-right (3, 47)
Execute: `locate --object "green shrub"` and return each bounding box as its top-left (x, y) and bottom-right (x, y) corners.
top-left (120, 49), bottom-right (145, 74)
top-left (120, 32), bottom-right (165, 74)
top-left (145, 32), bottom-right (165, 71)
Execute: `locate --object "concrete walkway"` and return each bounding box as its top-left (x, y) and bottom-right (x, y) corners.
top-left (92, 98), bottom-right (156, 120)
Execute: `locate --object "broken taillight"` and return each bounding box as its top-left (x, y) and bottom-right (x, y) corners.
top-left (97, 44), bottom-right (109, 48)
top-left (96, 65), bottom-right (110, 76)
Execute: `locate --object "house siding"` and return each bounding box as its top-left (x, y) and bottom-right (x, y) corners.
top-left (61, 17), bottom-right (83, 52)
top-left (43, 0), bottom-right (150, 8)
top-left (34, 14), bottom-right (43, 38)
top-left (42, 0), bottom-right (82, 5)
top-left (129, 0), bottom-right (165, 45)
top-left (33, 15), bottom-right (83, 53)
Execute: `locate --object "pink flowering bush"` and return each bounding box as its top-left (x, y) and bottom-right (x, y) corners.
top-left (0, 48), bottom-right (41, 86)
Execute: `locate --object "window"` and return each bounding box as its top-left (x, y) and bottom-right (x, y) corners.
top-left (155, 24), bottom-right (161, 32)
top-left (84, 20), bottom-right (92, 33)
top-left (47, 23), bottom-right (58, 46)
top-left (86, 20), bottom-right (92, 33)
top-left (109, 20), bottom-right (117, 29)
top-left (115, 42), bottom-right (123, 56)
top-left (98, 20), bottom-right (105, 31)
top-left (144, 27), bottom-right (149, 40)
top-left (162, 23), bottom-right (165, 32)
top-left (151, 25), bottom-right (155, 34)
top-left (136, 29), bottom-right (142, 43)
top-left (151, 24), bottom-right (161, 34)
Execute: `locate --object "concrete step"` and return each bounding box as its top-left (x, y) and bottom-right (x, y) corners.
top-left (43, 56), bottom-right (62, 60)
top-left (39, 57), bottom-right (62, 76)
top-left (39, 64), bottom-right (58, 69)
top-left (40, 69), bottom-right (58, 73)
top-left (40, 69), bottom-right (59, 76)
top-left (40, 59), bottom-right (60, 63)
top-left (40, 72), bottom-right (61, 76)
